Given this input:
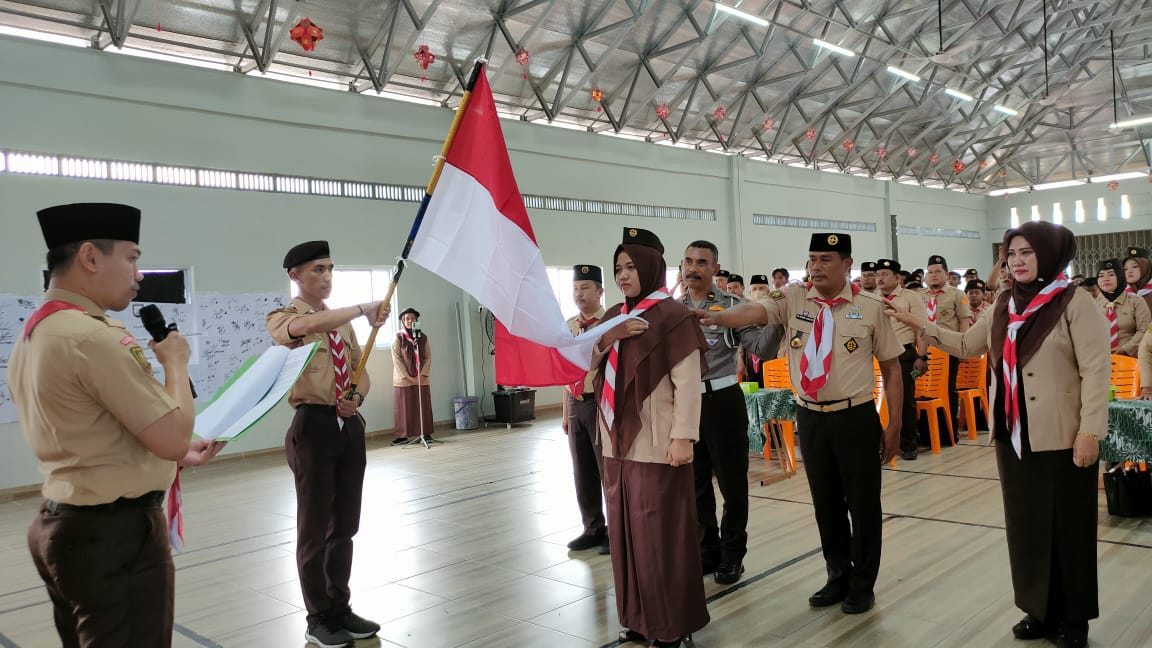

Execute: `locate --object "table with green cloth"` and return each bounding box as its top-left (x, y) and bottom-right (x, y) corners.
top-left (745, 388), bottom-right (796, 454)
top-left (1102, 400), bottom-right (1152, 463)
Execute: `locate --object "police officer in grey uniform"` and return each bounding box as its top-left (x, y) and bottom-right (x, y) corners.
top-left (681, 240), bottom-right (783, 584)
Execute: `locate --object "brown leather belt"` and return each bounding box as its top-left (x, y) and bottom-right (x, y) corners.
top-left (795, 395), bottom-right (874, 413)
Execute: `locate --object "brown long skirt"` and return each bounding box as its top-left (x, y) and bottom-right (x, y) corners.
top-left (603, 456), bottom-right (710, 641)
top-left (393, 385), bottom-right (433, 438)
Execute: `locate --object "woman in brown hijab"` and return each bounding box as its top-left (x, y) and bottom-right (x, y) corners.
top-left (593, 227), bottom-right (709, 647)
top-left (392, 307), bottom-right (433, 444)
top-left (887, 221), bottom-right (1109, 648)
top-left (1121, 246), bottom-right (1152, 313)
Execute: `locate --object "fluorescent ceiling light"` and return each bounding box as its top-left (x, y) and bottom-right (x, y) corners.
top-left (1109, 115), bottom-right (1152, 129)
top-left (1089, 171), bottom-right (1146, 183)
top-left (1032, 180), bottom-right (1085, 191)
top-left (0, 25), bottom-right (89, 47)
top-left (993, 105), bottom-right (1019, 116)
top-left (886, 66), bottom-right (920, 82)
top-left (945, 88), bottom-right (974, 102)
top-left (713, 2), bottom-right (770, 27)
top-left (813, 39), bottom-right (855, 57)
top-left (988, 187), bottom-right (1028, 196)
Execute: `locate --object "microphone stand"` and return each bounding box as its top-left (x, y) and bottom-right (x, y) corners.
top-left (404, 331), bottom-right (443, 449)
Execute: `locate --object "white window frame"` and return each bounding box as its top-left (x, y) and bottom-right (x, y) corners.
top-left (288, 266), bottom-right (398, 349)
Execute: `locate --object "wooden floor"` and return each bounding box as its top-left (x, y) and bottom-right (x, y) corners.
top-left (1, 415), bottom-right (1151, 648)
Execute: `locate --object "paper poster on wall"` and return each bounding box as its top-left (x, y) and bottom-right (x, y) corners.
top-left (0, 292), bottom-right (287, 425)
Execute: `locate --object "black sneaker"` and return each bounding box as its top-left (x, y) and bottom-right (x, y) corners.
top-left (305, 623), bottom-right (354, 648)
top-left (567, 533), bottom-right (601, 551)
top-left (336, 611), bottom-right (380, 639)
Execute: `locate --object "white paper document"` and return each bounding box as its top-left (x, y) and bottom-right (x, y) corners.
top-left (194, 343), bottom-right (317, 441)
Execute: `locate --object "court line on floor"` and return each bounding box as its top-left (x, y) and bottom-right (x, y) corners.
top-left (174, 623), bottom-right (224, 648)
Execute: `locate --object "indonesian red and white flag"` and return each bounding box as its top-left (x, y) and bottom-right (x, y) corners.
top-left (408, 66), bottom-right (623, 387)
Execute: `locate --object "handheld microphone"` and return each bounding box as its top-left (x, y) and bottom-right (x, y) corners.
top-left (138, 305), bottom-right (198, 398)
top-left (412, 321), bottom-right (422, 339)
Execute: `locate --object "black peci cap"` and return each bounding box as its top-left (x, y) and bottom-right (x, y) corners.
top-left (37, 203), bottom-right (141, 249)
top-left (622, 227), bottom-right (663, 253)
top-left (573, 264), bottom-right (603, 283)
top-left (809, 233), bottom-right (851, 254)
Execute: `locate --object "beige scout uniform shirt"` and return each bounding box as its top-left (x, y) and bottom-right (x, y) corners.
top-left (922, 285), bottom-right (971, 332)
top-left (8, 289), bottom-right (179, 505)
top-left (757, 283), bottom-right (904, 403)
top-left (1139, 324), bottom-right (1152, 389)
top-left (597, 351), bottom-right (703, 464)
top-left (1094, 293), bottom-right (1151, 356)
top-left (881, 285), bottom-right (929, 346)
top-left (566, 308), bottom-right (605, 397)
top-left (266, 298), bottom-right (364, 408)
top-left (391, 332), bottom-right (431, 387)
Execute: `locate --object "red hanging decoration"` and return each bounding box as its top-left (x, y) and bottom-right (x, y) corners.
top-left (999, 169), bottom-right (1008, 178)
top-left (591, 87), bottom-right (603, 112)
top-left (655, 103), bottom-right (670, 120)
top-left (978, 159), bottom-right (988, 170)
top-left (516, 48), bottom-right (529, 79)
top-left (877, 146), bottom-right (888, 160)
top-left (805, 128), bottom-right (816, 140)
top-left (842, 140), bottom-right (855, 152)
top-left (907, 147), bottom-right (917, 158)
top-left (929, 152), bottom-right (939, 164)
top-left (762, 116), bottom-right (776, 130)
top-left (414, 45), bottom-right (436, 82)
top-left (1108, 181), bottom-right (1119, 190)
top-left (713, 106), bottom-right (727, 121)
top-left (289, 17), bottom-right (324, 52)
top-left (952, 160), bottom-right (966, 173)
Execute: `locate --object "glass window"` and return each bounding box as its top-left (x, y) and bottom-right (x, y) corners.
top-left (288, 268), bottom-right (397, 348)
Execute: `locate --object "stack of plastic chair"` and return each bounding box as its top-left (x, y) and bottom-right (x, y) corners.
top-left (872, 357), bottom-right (898, 467)
top-left (955, 354), bottom-right (989, 440)
top-left (761, 357), bottom-right (795, 471)
top-left (914, 347), bottom-right (955, 454)
top-left (1111, 355), bottom-right (1140, 400)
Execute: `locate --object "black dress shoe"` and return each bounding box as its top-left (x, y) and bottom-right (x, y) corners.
top-left (902, 450), bottom-right (918, 460)
top-left (1012, 614), bottom-right (1056, 640)
top-left (598, 537), bottom-right (611, 555)
top-left (566, 533), bottom-right (602, 551)
top-left (714, 562), bottom-right (745, 585)
top-left (1055, 622), bottom-right (1088, 648)
top-left (840, 592), bottom-right (875, 614)
top-left (808, 583), bottom-right (848, 608)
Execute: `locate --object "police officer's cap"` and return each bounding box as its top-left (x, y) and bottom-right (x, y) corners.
top-left (1097, 258), bottom-right (1120, 273)
top-left (1124, 247), bottom-right (1149, 260)
top-left (37, 203), bottom-right (141, 249)
top-left (749, 274), bottom-right (769, 285)
top-left (861, 261), bottom-right (877, 272)
top-left (809, 233), bottom-right (851, 254)
top-left (573, 264), bottom-right (603, 284)
top-left (927, 254), bottom-right (947, 268)
top-left (964, 279), bottom-right (986, 292)
top-left (728, 274), bottom-right (744, 285)
top-left (877, 258), bottom-right (901, 273)
top-left (283, 240), bottom-right (330, 269)
top-left (622, 227), bottom-right (663, 253)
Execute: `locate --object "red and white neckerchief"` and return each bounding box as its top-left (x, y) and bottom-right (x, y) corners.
top-left (969, 305), bottom-right (982, 327)
top-left (167, 471), bottom-right (184, 553)
top-left (329, 330), bottom-right (351, 399)
top-left (1125, 282), bottom-right (1152, 297)
top-left (568, 315), bottom-right (600, 397)
top-left (22, 300), bottom-right (85, 339)
top-left (599, 290), bottom-right (669, 430)
top-left (1002, 274), bottom-right (1070, 458)
top-left (398, 328), bottom-right (422, 375)
top-left (1105, 303), bottom-right (1119, 350)
top-left (926, 289), bottom-right (943, 323)
top-left (799, 284), bottom-right (860, 399)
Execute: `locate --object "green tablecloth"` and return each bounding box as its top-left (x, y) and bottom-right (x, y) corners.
top-left (1102, 400), bottom-right (1152, 462)
top-left (744, 388), bottom-right (796, 453)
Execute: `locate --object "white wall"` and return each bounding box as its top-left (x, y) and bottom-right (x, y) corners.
top-left (0, 36), bottom-right (993, 491)
top-left (987, 177), bottom-right (1152, 243)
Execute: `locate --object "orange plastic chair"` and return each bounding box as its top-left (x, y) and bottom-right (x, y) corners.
top-left (1111, 355), bottom-right (1140, 400)
top-left (761, 358), bottom-right (795, 469)
top-left (872, 357), bottom-right (898, 467)
top-left (914, 347), bottom-right (955, 454)
top-left (955, 355), bottom-right (989, 440)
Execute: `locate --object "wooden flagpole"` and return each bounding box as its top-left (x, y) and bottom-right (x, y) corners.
top-left (345, 59), bottom-right (487, 398)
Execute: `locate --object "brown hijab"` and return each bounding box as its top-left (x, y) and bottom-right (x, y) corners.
top-left (594, 243), bottom-right (707, 457)
top-left (1125, 256), bottom-right (1152, 291)
top-left (989, 221), bottom-right (1078, 369)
